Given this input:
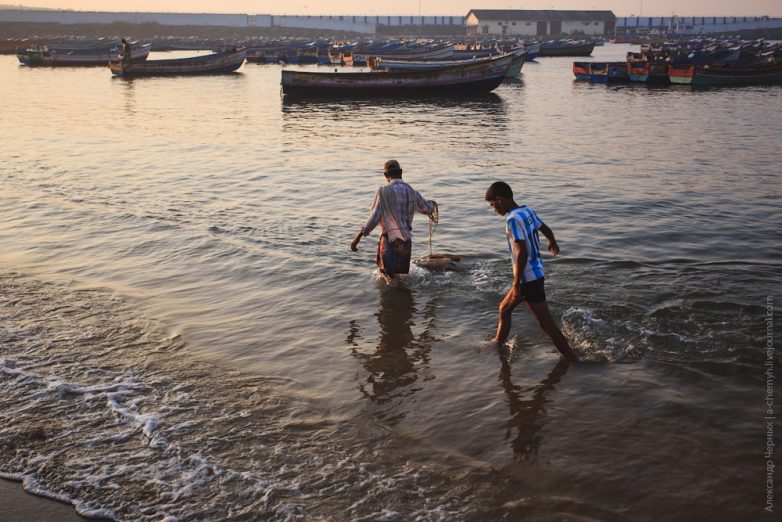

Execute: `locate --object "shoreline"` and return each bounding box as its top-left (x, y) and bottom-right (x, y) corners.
top-left (0, 479), bottom-right (89, 522)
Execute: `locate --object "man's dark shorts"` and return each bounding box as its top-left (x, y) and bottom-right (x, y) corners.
top-left (376, 235), bottom-right (412, 276)
top-left (518, 277), bottom-right (546, 303)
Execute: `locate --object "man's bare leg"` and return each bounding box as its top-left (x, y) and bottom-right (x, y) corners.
top-left (525, 300), bottom-right (577, 361)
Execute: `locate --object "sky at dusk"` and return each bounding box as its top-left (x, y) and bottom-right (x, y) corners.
top-left (10, 1), bottom-right (782, 17)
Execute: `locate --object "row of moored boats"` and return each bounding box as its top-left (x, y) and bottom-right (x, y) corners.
top-left (573, 39), bottom-right (782, 87)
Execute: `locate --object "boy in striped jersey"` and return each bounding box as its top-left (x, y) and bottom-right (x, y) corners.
top-left (485, 181), bottom-right (577, 361)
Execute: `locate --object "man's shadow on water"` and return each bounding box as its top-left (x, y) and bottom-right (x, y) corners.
top-left (497, 349), bottom-right (570, 463)
top-left (346, 283), bottom-right (438, 425)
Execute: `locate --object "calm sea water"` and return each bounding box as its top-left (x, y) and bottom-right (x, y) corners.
top-left (1, 45), bottom-right (780, 521)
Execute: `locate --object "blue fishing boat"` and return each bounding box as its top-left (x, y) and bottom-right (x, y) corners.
top-left (587, 62), bottom-right (629, 83)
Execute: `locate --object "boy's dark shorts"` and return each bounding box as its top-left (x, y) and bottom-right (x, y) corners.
top-left (376, 235), bottom-right (412, 276)
top-left (518, 277), bottom-right (546, 303)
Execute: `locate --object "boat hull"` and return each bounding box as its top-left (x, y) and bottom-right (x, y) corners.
top-left (281, 55), bottom-right (513, 96)
top-left (668, 65), bottom-right (695, 85)
top-left (109, 49), bottom-right (246, 77)
top-left (539, 42), bottom-right (595, 57)
top-left (691, 63), bottom-right (782, 87)
top-left (18, 43), bottom-right (151, 66)
top-left (588, 62), bottom-right (629, 83)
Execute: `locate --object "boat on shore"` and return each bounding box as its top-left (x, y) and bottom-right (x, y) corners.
top-left (18, 41), bottom-right (151, 66)
top-left (281, 53), bottom-right (513, 96)
top-left (109, 48), bottom-right (246, 77)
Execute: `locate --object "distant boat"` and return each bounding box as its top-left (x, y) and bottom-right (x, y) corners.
top-left (361, 43), bottom-right (455, 63)
top-left (18, 41), bottom-right (151, 66)
top-left (572, 61), bottom-right (591, 81)
top-left (281, 53), bottom-right (514, 96)
top-left (372, 48), bottom-right (527, 79)
top-left (539, 40), bottom-right (595, 57)
top-left (109, 48), bottom-right (246, 77)
top-left (690, 61), bottom-right (782, 87)
top-left (668, 64), bottom-right (695, 85)
top-left (572, 61), bottom-right (629, 83)
top-left (587, 62), bottom-right (629, 83)
top-left (525, 42), bottom-right (541, 61)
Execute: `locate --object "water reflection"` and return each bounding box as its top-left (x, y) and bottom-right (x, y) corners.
top-left (281, 92), bottom-right (506, 111)
top-left (498, 352), bottom-right (570, 462)
top-left (347, 284), bottom-right (438, 425)
top-left (280, 93), bottom-right (509, 149)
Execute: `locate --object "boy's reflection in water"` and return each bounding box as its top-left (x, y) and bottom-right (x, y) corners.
top-left (346, 284), bottom-right (437, 425)
top-left (498, 350), bottom-right (570, 462)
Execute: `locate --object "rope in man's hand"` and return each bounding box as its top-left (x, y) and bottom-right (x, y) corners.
top-left (428, 201), bottom-right (439, 257)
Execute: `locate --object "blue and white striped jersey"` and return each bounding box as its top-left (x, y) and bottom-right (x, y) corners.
top-left (505, 205), bottom-right (545, 283)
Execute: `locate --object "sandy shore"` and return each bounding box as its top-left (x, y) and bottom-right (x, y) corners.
top-left (0, 479), bottom-right (87, 521)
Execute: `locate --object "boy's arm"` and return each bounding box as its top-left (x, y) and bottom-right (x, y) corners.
top-left (512, 239), bottom-right (529, 289)
top-left (538, 222), bottom-right (560, 256)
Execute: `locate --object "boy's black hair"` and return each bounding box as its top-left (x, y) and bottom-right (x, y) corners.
top-left (485, 181), bottom-right (513, 201)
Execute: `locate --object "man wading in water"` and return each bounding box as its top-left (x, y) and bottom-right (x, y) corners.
top-left (350, 160), bottom-right (437, 278)
top-left (485, 181), bottom-right (577, 361)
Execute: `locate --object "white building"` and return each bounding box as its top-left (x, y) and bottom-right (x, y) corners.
top-left (466, 9), bottom-right (616, 37)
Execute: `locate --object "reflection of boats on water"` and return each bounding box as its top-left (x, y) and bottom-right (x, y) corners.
top-left (281, 90), bottom-right (506, 112)
top-left (280, 91), bottom-right (510, 145)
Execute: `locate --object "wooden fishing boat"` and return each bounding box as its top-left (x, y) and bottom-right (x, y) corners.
top-left (109, 48), bottom-right (246, 77)
top-left (373, 49), bottom-right (527, 80)
top-left (627, 61), bottom-right (669, 83)
top-left (539, 40), bottom-right (595, 57)
top-left (690, 61), bottom-right (782, 87)
top-left (503, 49), bottom-right (528, 79)
top-left (525, 42), bottom-right (541, 61)
top-left (587, 62), bottom-right (629, 83)
top-left (281, 53), bottom-right (514, 96)
top-left (18, 41), bottom-right (150, 66)
top-left (363, 43), bottom-right (455, 63)
top-left (668, 64), bottom-right (695, 85)
top-left (572, 61), bottom-right (591, 81)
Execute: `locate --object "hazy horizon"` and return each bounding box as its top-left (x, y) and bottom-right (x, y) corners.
top-left (5, 1), bottom-right (782, 17)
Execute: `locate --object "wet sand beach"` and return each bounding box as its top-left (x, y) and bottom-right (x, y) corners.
top-left (1, 479), bottom-right (87, 521)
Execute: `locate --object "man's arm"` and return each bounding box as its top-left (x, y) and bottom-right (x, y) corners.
top-left (351, 191), bottom-right (381, 251)
top-left (538, 222), bottom-right (560, 256)
top-left (413, 189), bottom-right (436, 215)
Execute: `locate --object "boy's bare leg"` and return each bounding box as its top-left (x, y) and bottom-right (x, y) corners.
top-left (493, 291), bottom-right (522, 344)
top-left (525, 300), bottom-right (578, 361)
